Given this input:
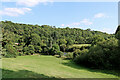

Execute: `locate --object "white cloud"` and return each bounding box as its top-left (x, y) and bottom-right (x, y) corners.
top-left (1, 0), bottom-right (54, 7)
top-left (1, 0), bottom-right (119, 2)
top-left (80, 19), bottom-right (93, 25)
top-left (16, 0), bottom-right (53, 7)
top-left (101, 28), bottom-right (115, 34)
top-left (1, 0), bottom-right (12, 2)
top-left (61, 19), bottom-right (93, 27)
top-left (17, 0), bottom-right (40, 7)
top-left (66, 22), bottom-right (81, 27)
top-left (94, 13), bottom-right (107, 18)
top-left (61, 24), bottom-right (65, 26)
top-left (72, 22), bottom-right (81, 26)
top-left (0, 8), bottom-right (31, 17)
top-left (66, 25), bottom-right (70, 27)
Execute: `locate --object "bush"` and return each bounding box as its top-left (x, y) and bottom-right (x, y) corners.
top-left (73, 49), bottom-right (88, 59)
top-left (57, 51), bottom-right (63, 56)
top-left (5, 44), bottom-right (17, 58)
top-left (28, 45), bottom-right (35, 55)
top-left (73, 49), bottom-right (81, 55)
top-left (87, 45), bottom-right (106, 68)
top-left (23, 46), bottom-right (30, 55)
top-left (34, 46), bottom-right (42, 53)
top-left (48, 44), bottom-right (60, 55)
top-left (74, 37), bottom-right (120, 70)
top-left (23, 45), bottom-right (35, 55)
top-left (74, 49), bottom-right (89, 66)
top-left (18, 52), bottom-right (24, 56)
top-left (74, 53), bottom-right (88, 66)
top-left (60, 44), bottom-right (66, 52)
top-left (65, 52), bottom-right (73, 59)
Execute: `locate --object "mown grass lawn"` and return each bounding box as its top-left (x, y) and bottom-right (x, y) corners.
top-left (2, 55), bottom-right (120, 78)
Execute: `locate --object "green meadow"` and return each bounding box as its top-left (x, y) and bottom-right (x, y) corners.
top-left (2, 55), bottom-right (119, 78)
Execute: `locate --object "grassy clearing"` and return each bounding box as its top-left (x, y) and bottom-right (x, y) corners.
top-left (69, 44), bottom-right (91, 49)
top-left (72, 44), bottom-right (91, 47)
top-left (2, 55), bottom-right (120, 78)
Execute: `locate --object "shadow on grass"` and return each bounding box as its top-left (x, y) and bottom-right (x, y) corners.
top-left (1, 69), bottom-right (65, 80)
top-left (62, 60), bottom-right (120, 78)
top-left (1, 68), bottom-right (119, 80)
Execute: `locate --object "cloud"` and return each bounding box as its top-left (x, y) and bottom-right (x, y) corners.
top-left (16, 0), bottom-right (53, 7)
top-left (61, 19), bottom-right (93, 27)
top-left (66, 22), bottom-right (81, 27)
top-left (61, 22), bottom-right (80, 27)
top-left (0, 8), bottom-right (31, 17)
top-left (61, 24), bottom-right (65, 27)
top-left (80, 19), bottom-right (93, 25)
top-left (94, 13), bottom-right (107, 18)
top-left (16, 0), bottom-right (40, 7)
top-left (1, 0), bottom-right (12, 2)
top-left (72, 22), bottom-right (81, 26)
top-left (101, 28), bottom-right (115, 34)
top-left (2, 0), bottom-right (54, 7)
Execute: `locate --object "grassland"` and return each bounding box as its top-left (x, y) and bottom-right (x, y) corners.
top-left (68, 44), bottom-right (91, 49)
top-left (2, 55), bottom-right (120, 78)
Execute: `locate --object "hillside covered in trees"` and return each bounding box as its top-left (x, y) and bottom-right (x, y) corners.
top-left (0, 21), bottom-right (120, 70)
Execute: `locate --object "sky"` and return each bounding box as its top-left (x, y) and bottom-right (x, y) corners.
top-left (0, 0), bottom-right (118, 34)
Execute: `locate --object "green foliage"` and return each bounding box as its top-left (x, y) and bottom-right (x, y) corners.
top-left (34, 46), bottom-right (42, 53)
top-left (23, 45), bottom-right (35, 55)
top-left (92, 35), bottom-right (105, 45)
top-left (52, 44), bottom-right (60, 51)
top-left (66, 39), bottom-right (74, 45)
top-left (65, 52), bottom-right (73, 59)
top-left (49, 44), bottom-right (60, 55)
top-left (88, 45), bottom-right (105, 68)
top-left (57, 51), bottom-right (64, 56)
top-left (1, 21), bottom-right (115, 58)
top-left (23, 46), bottom-right (29, 55)
top-left (73, 49), bottom-right (81, 55)
top-left (60, 44), bottom-right (66, 52)
top-left (5, 44), bottom-right (17, 58)
top-left (68, 44), bottom-right (91, 52)
top-left (79, 49), bottom-right (89, 55)
top-left (30, 33), bottom-right (42, 46)
top-left (115, 30), bottom-right (120, 46)
top-left (28, 45), bottom-right (35, 55)
top-left (58, 39), bottom-right (67, 45)
top-left (74, 49), bottom-right (89, 64)
top-left (74, 37), bottom-right (120, 69)
top-left (115, 30), bottom-right (120, 39)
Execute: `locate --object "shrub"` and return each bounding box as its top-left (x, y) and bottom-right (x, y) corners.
top-left (48, 44), bottom-right (60, 55)
top-left (65, 52), bottom-right (73, 59)
top-left (74, 53), bottom-right (88, 66)
top-left (60, 44), bottom-right (66, 52)
top-left (57, 51), bottom-right (63, 56)
top-left (74, 49), bottom-right (89, 66)
top-left (87, 45), bottom-right (106, 68)
top-left (23, 46), bottom-right (30, 55)
top-left (28, 45), bottom-right (35, 55)
top-left (18, 52), bottom-right (24, 56)
top-left (74, 37), bottom-right (120, 70)
top-left (73, 49), bottom-right (81, 55)
top-left (34, 46), bottom-right (42, 53)
top-left (23, 45), bottom-right (35, 55)
top-left (54, 51), bottom-right (63, 58)
top-left (5, 44), bottom-right (17, 58)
